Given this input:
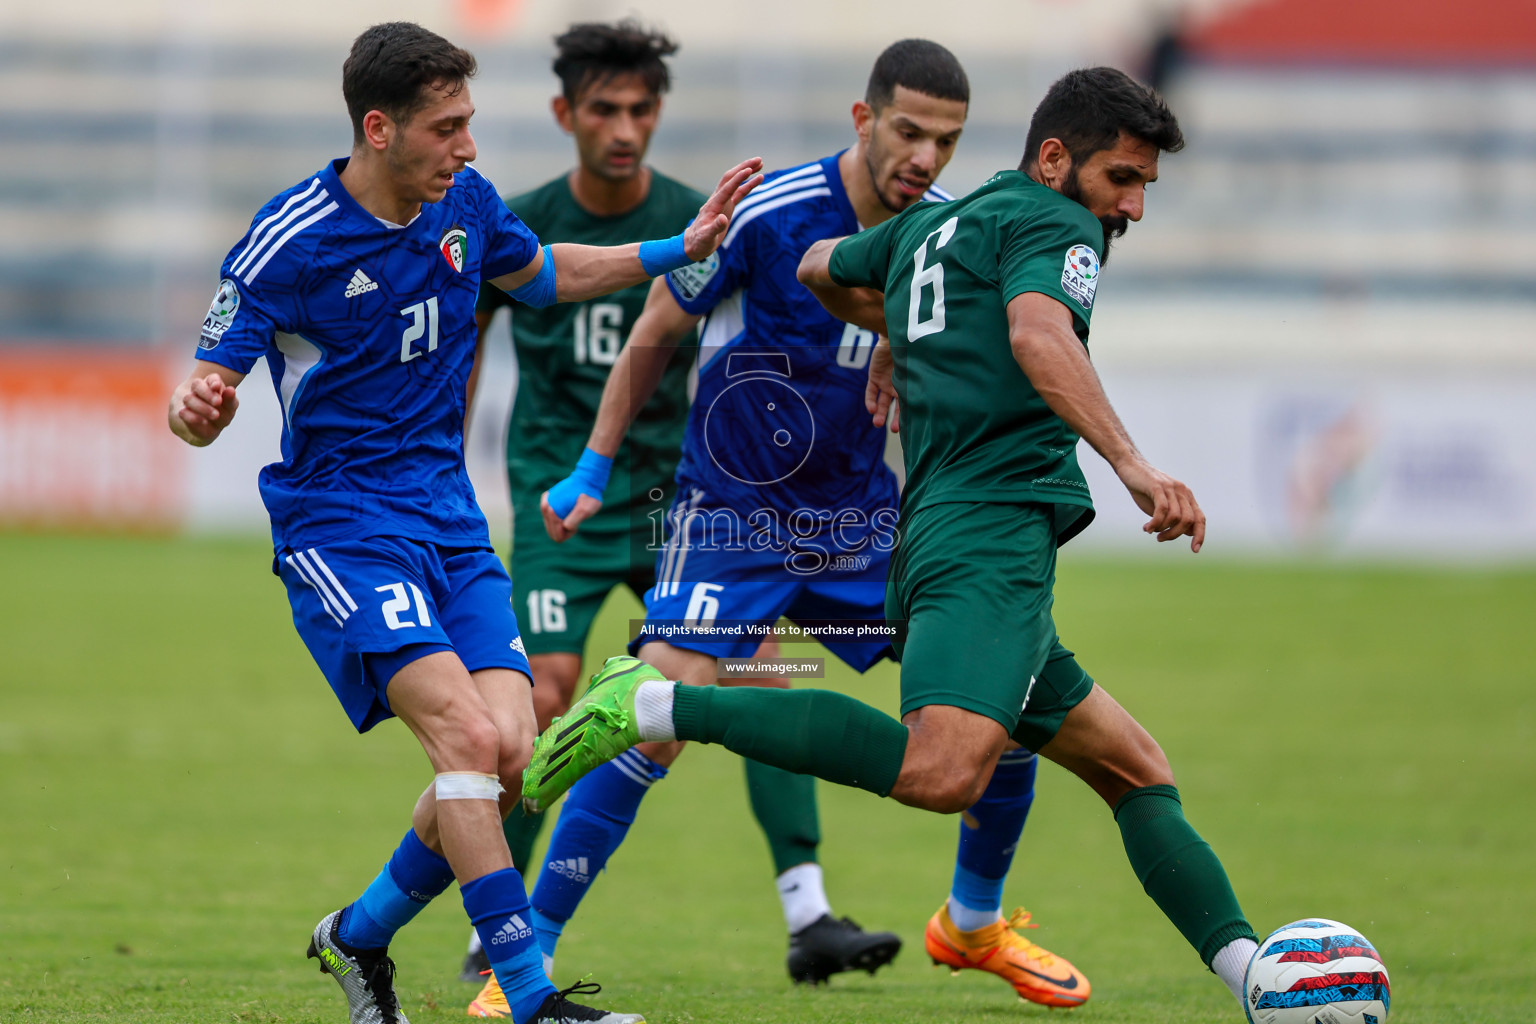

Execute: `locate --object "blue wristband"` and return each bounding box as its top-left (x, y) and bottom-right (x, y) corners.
top-left (638, 233), bottom-right (693, 277)
top-left (508, 246), bottom-right (557, 308)
top-left (546, 447), bottom-right (613, 519)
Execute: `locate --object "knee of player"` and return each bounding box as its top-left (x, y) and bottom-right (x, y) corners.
top-left (921, 764), bottom-right (991, 814)
top-left (496, 733), bottom-right (533, 782)
top-left (898, 718), bottom-right (992, 812)
top-left (436, 714), bottom-right (502, 773)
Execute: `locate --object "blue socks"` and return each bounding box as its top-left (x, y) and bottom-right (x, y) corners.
top-left (462, 868), bottom-right (557, 1022)
top-left (949, 749), bottom-right (1037, 931)
top-left (337, 827), bottom-right (562, 1017)
top-left (530, 907), bottom-right (565, 961)
top-left (530, 749), bottom-right (666, 957)
top-left (338, 828), bottom-right (456, 950)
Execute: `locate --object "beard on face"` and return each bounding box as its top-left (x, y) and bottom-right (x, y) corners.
top-left (384, 134), bottom-right (411, 177)
top-left (864, 138), bottom-right (926, 214)
top-left (385, 133), bottom-right (438, 198)
top-left (582, 139), bottom-right (643, 183)
top-left (1060, 165), bottom-right (1128, 265)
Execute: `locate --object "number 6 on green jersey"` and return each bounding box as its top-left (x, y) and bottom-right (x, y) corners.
top-left (827, 170), bottom-right (1105, 540)
top-left (908, 215), bottom-right (957, 340)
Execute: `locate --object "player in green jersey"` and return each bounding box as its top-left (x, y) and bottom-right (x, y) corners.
top-left (473, 22), bottom-right (701, 706)
top-left (526, 68), bottom-right (1273, 1016)
top-left (464, 22), bottom-right (867, 1011)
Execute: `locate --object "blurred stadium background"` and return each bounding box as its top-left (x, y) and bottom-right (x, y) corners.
top-left (3, 3), bottom-right (1535, 1022)
top-left (3, 0), bottom-right (1534, 556)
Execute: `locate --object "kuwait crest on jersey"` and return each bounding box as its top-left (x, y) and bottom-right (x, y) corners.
top-left (439, 225), bottom-right (468, 273)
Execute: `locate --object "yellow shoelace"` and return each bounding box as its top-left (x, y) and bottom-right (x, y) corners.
top-left (1001, 907), bottom-right (1058, 968)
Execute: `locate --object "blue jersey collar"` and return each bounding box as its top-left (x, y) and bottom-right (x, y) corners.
top-left (321, 157), bottom-right (436, 234)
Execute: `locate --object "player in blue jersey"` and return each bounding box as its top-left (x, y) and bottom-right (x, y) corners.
top-left (166, 22), bottom-right (760, 1024)
top-left (530, 40), bottom-right (1090, 1005)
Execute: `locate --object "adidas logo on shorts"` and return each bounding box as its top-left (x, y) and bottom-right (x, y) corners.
top-left (344, 268), bottom-right (379, 298)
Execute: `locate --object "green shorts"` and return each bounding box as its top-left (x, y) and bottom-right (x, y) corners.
top-left (510, 507), bottom-right (656, 657)
top-left (886, 501), bottom-right (1094, 752)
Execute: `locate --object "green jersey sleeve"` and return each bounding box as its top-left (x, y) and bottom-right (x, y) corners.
top-left (998, 205), bottom-right (1103, 335)
top-left (827, 218), bottom-right (899, 290)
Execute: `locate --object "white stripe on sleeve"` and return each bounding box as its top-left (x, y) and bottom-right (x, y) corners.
top-left (232, 186), bottom-right (329, 277)
top-left (230, 179), bottom-right (322, 274)
top-left (243, 201), bottom-right (339, 284)
top-left (722, 187), bottom-right (832, 248)
top-left (732, 167), bottom-right (827, 215)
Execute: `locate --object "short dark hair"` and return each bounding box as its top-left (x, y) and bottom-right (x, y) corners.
top-left (343, 22), bottom-right (477, 144)
top-left (552, 20), bottom-right (678, 103)
top-left (865, 39), bottom-right (970, 111)
top-left (1021, 67), bottom-right (1184, 170)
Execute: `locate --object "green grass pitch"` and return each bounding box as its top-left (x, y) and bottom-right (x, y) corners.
top-left (2, 533), bottom-right (1532, 1022)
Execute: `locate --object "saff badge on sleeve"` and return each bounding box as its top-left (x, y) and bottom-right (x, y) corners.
top-left (1060, 244), bottom-right (1100, 310)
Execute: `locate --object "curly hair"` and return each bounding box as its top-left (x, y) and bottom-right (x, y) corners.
top-left (552, 20), bottom-right (679, 103)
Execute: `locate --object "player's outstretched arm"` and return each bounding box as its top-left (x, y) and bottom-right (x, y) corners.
top-left (1007, 292), bottom-right (1205, 552)
top-left (540, 278), bottom-right (702, 543)
top-left (490, 159), bottom-right (763, 306)
top-left (168, 361), bottom-right (246, 447)
top-left (796, 238), bottom-right (888, 336)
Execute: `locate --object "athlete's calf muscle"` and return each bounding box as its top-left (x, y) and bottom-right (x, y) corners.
top-left (1037, 684), bottom-right (1173, 806)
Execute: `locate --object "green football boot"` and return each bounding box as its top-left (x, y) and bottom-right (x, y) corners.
top-left (522, 656), bottom-right (666, 813)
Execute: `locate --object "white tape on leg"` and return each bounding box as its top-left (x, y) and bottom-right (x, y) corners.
top-left (434, 771), bottom-right (505, 801)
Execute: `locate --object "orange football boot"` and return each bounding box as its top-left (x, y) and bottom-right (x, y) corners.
top-left (466, 970), bottom-right (510, 1018)
top-left (925, 904), bottom-right (1090, 1008)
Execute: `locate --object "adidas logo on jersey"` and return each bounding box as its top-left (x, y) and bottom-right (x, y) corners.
top-left (490, 913), bottom-right (533, 945)
top-left (344, 269), bottom-right (378, 298)
top-left (548, 857), bottom-right (590, 883)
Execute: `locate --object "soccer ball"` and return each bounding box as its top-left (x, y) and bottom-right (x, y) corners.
top-left (1244, 919), bottom-right (1390, 1024)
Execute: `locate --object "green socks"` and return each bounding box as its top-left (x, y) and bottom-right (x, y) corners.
top-left (668, 692), bottom-right (1255, 967)
top-left (744, 759), bottom-right (821, 874)
top-left (502, 801), bottom-right (547, 876)
top-left (673, 685), bottom-right (907, 797)
top-left (669, 689), bottom-right (1255, 967)
top-left (1114, 785), bottom-right (1257, 965)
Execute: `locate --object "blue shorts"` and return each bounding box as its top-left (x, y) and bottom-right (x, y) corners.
top-left (633, 491), bottom-right (895, 671)
top-left (278, 536), bottom-right (532, 732)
